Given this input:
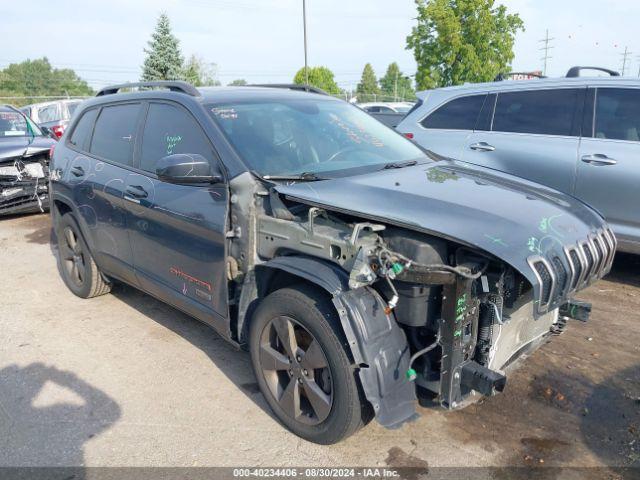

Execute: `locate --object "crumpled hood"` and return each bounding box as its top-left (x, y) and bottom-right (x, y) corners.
top-left (0, 137), bottom-right (55, 163)
top-left (275, 160), bottom-right (611, 314)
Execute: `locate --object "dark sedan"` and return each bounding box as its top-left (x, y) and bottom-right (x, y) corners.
top-left (0, 105), bottom-right (57, 215)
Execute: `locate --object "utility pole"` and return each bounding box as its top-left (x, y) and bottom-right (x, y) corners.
top-left (538, 29), bottom-right (554, 75)
top-left (394, 70), bottom-right (399, 101)
top-left (620, 46), bottom-right (632, 76)
top-left (303, 0), bottom-right (309, 85)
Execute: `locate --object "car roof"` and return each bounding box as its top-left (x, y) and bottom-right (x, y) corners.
top-left (416, 75), bottom-right (640, 99)
top-left (80, 85), bottom-right (343, 111)
top-left (21, 99), bottom-right (83, 109)
top-left (0, 105), bottom-right (21, 113)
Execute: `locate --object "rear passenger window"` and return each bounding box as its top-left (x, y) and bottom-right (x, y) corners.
top-left (594, 88), bottom-right (640, 141)
top-left (493, 89), bottom-right (579, 136)
top-left (68, 108), bottom-right (98, 151)
top-left (139, 103), bottom-right (214, 174)
top-left (421, 94), bottom-right (486, 130)
top-left (90, 103), bottom-right (141, 166)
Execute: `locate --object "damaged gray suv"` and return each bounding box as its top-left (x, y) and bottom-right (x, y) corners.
top-left (50, 81), bottom-right (615, 444)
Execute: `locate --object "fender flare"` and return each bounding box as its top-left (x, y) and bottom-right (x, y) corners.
top-left (252, 256), bottom-right (418, 428)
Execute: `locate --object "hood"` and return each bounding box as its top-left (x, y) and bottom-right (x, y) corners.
top-left (274, 160), bottom-right (614, 315)
top-left (0, 136), bottom-right (56, 163)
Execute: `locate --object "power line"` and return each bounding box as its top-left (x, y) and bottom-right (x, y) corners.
top-left (538, 29), bottom-right (554, 75)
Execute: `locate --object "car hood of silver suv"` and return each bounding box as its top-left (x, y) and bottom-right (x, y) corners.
top-left (274, 160), bottom-right (616, 316)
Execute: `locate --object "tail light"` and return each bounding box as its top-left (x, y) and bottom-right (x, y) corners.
top-left (49, 144), bottom-right (56, 159)
top-left (403, 132), bottom-right (414, 139)
top-left (52, 125), bottom-right (65, 138)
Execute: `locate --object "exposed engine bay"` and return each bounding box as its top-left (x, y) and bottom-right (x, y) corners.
top-left (225, 173), bottom-right (607, 422)
top-left (0, 151), bottom-right (50, 215)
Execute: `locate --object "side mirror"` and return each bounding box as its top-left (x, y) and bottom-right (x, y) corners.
top-left (156, 154), bottom-right (223, 184)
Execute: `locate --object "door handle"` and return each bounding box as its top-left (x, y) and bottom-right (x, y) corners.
top-left (469, 142), bottom-right (496, 152)
top-left (581, 154), bottom-right (617, 165)
top-left (125, 185), bottom-right (148, 199)
top-left (70, 166), bottom-right (85, 177)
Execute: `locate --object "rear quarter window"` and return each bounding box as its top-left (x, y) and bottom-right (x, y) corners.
top-left (68, 108), bottom-right (99, 152)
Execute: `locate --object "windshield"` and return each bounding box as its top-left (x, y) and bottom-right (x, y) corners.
top-left (0, 110), bottom-right (43, 138)
top-left (207, 97), bottom-right (427, 177)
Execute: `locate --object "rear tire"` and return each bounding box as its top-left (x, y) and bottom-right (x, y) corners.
top-left (56, 213), bottom-right (111, 299)
top-left (249, 285), bottom-right (367, 444)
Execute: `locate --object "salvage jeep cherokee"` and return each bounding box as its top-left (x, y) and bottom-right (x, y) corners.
top-left (50, 81), bottom-right (615, 444)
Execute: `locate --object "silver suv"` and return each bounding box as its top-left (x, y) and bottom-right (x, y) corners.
top-left (397, 67), bottom-right (640, 254)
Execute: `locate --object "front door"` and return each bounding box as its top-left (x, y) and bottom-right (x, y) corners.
top-left (125, 101), bottom-right (229, 334)
top-left (575, 87), bottom-right (640, 251)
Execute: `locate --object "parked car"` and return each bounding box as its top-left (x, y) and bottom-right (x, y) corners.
top-left (358, 102), bottom-right (415, 128)
top-left (0, 105), bottom-right (56, 215)
top-left (21, 99), bottom-right (83, 139)
top-left (50, 81), bottom-right (614, 444)
top-left (397, 66), bottom-right (639, 254)
top-left (358, 101), bottom-right (415, 114)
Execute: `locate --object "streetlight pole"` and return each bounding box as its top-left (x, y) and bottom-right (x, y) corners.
top-left (303, 0), bottom-right (309, 85)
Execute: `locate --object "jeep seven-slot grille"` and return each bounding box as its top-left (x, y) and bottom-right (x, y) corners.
top-left (534, 261), bottom-right (553, 305)
top-left (530, 228), bottom-right (616, 314)
top-left (552, 256), bottom-right (568, 293)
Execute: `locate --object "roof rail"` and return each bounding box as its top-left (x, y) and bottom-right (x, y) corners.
top-left (248, 83), bottom-right (329, 95)
top-left (566, 66), bottom-right (620, 78)
top-left (494, 71), bottom-right (546, 81)
top-left (96, 81), bottom-right (201, 97)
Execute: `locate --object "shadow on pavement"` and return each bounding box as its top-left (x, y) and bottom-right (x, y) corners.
top-left (0, 363), bottom-right (121, 475)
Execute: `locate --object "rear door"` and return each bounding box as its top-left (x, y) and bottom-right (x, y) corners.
top-left (72, 102), bottom-right (142, 284)
top-left (411, 93), bottom-right (487, 160)
top-left (126, 101), bottom-right (229, 333)
top-left (462, 88), bottom-right (583, 194)
top-left (575, 87), bottom-right (640, 251)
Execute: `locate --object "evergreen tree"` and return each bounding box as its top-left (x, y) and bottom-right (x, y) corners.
top-left (141, 13), bottom-right (184, 81)
top-left (356, 63), bottom-right (380, 100)
top-left (379, 62), bottom-right (415, 101)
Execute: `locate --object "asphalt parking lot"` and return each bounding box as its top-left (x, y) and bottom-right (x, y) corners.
top-left (1, 213), bottom-right (639, 476)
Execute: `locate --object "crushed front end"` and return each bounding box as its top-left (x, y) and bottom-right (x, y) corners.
top-left (0, 152), bottom-right (50, 215)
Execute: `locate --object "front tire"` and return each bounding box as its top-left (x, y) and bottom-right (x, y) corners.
top-left (56, 213), bottom-right (111, 299)
top-left (249, 285), bottom-right (367, 444)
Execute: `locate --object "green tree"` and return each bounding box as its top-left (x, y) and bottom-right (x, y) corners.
top-left (228, 79), bottom-right (248, 86)
top-left (379, 62), bottom-right (416, 100)
top-left (293, 66), bottom-right (340, 94)
top-left (141, 13), bottom-right (184, 81)
top-left (406, 0), bottom-right (524, 89)
top-left (356, 63), bottom-right (380, 100)
top-left (182, 55), bottom-right (220, 86)
top-left (0, 58), bottom-right (93, 105)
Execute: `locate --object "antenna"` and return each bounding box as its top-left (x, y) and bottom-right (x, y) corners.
top-left (538, 29), bottom-right (554, 75)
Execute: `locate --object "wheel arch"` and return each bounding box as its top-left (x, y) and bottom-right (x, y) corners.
top-left (240, 255), bottom-right (418, 429)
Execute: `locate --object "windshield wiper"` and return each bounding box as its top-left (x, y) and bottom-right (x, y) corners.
top-left (262, 172), bottom-right (324, 181)
top-left (383, 160), bottom-right (418, 170)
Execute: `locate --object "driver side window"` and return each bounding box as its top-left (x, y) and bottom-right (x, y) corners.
top-left (140, 102), bottom-right (214, 174)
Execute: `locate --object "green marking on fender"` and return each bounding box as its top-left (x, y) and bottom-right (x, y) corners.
top-left (484, 234), bottom-right (509, 247)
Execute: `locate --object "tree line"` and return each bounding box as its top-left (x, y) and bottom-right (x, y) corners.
top-left (1, 1), bottom-right (524, 105)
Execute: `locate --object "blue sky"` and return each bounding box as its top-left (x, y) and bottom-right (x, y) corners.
top-left (1, 0), bottom-right (639, 90)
